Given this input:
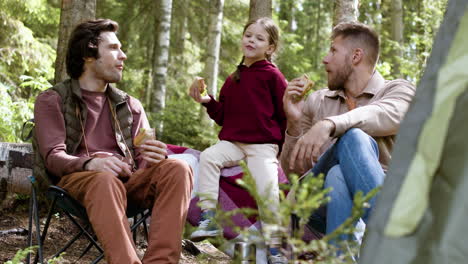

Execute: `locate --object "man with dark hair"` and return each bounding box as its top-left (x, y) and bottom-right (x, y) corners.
top-left (34, 19), bottom-right (193, 263)
top-left (281, 21), bottom-right (415, 242)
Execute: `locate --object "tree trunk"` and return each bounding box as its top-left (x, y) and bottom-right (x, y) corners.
top-left (54, 0), bottom-right (96, 84)
top-left (391, 0), bottom-right (404, 76)
top-left (199, 0), bottom-right (224, 125)
top-left (314, 0), bottom-right (322, 67)
top-left (168, 0), bottom-right (189, 84)
top-left (279, 0), bottom-right (294, 32)
top-left (203, 0), bottom-right (224, 101)
top-left (151, 0), bottom-right (173, 135)
top-left (249, 0), bottom-right (272, 21)
top-left (333, 0), bottom-right (359, 26)
top-left (171, 0), bottom-right (189, 59)
top-left (0, 143), bottom-right (33, 204)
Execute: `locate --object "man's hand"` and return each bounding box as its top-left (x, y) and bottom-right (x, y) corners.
top-left (188, 77), bottom-right (211, 104)
top-left (283, 77), bottom-right (306, 136)
top-left (139, 139), bottom-right (168, 165)
top-left (289, 120), bottom-right (335, 171)
top-left (85, 156), bottom-right (132, 177)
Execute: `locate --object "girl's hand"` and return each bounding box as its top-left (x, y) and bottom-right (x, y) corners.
top-left (188, 77), bottom-right (211, 104)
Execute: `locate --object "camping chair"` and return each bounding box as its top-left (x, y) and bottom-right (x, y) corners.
top-left (26, 175), bottom-right (150, 264)
top-left (21, 120), bottom-right (150, 263)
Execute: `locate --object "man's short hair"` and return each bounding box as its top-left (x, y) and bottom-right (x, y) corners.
top-left (331, 22), bottom-right (380, 67)
top-left (66, 19), bottom-right (119, 79)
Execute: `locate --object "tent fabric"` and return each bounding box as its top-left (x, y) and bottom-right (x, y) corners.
top-left (359, 0), bottom-right (468, 263)
top-left (385, 5), bottom-right (468, 237)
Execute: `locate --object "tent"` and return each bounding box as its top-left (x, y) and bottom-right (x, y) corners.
top-left (360, 0), bottom-right (468, 263)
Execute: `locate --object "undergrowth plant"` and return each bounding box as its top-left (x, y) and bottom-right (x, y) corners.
top-left (6, 246), bottom-right (64, 264)
top-left (199, 160), bottom-right (380, 263)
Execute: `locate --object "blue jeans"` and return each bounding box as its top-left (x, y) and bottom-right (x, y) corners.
top-left (308, 128), bottom-right (385, 241)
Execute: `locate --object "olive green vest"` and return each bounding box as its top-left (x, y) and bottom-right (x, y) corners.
top-left (33, 79), bottom-right (135, 191)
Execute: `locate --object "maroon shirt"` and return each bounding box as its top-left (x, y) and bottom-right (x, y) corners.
top-left (203, 60), bottom-right (287, 145)
top-left (34, 87), bottom-right (149, 178)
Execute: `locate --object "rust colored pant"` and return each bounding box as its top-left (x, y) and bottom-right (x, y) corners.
top-left (57, 158), bottom-right (193, 264)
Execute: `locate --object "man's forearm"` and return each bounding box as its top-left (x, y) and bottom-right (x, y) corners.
top-left (280, 130), bottom-right (303, 178)
top-left (286, 120), bottom-right (302, 137)
top-left (45, 151), bottom-right (92, 177)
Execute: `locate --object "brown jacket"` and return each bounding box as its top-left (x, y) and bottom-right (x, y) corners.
top-left (280, 71), bottom-right (416, 177)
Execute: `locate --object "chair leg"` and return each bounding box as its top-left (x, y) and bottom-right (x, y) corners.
top-left (51, 228), bottom-right (86, 259)
top-left (26, 188), bottom-right (34, 264)
top-left (132, 216), bottom-right (138, 243)
top-left (39, 197), bottom-right (57, 245)
top-left (33, 196), bottom-right (58, 264)
top-left (63, 210), bottom-right (104, 253)
top-left (91, 254), bottom-right (105, 264)
top-left (78, 230), bottom-right (98, 260)
top-left (32, 187), bottom-right (43, 264)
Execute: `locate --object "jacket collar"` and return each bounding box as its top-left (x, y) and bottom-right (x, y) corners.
top-left (324, 71), bottom-right (385, 99)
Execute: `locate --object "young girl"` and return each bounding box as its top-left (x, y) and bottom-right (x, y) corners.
top-left (188, 17), bottom-right (287, 263)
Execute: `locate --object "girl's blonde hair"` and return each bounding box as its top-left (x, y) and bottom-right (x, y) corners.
top-left (232, 17), bottom-right (280, 82)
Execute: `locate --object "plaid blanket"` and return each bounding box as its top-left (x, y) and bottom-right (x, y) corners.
top-left (167, 144), bottom-right (323, 243)
top-left (167, 144), bottom-right (286, 239)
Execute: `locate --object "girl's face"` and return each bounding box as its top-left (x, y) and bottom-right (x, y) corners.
top-left (241, 22), bottom-right (275, 66)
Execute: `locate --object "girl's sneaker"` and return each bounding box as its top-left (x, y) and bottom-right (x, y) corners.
top-left (190, 210), bottom-right (221, 242)
top-left (267, 253), bottom-right (288, 264)
top-left (268, 247), bottom-right (288, 264)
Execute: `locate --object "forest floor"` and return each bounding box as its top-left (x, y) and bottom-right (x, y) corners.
top-left (0, 198), bottom-right (231, 264)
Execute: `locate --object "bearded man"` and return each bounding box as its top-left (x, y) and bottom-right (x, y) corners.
top-left (281, 22), bottom-right (415, 243)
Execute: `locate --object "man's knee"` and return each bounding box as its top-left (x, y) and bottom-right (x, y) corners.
top-left (324, 165), bottom-right (345, 189)
top-left (340, 128), bottom-right (369, 143)
top-left (338, 128), bottom-right (378, 154)
top-left (159, 158), bottom-right (193, 186)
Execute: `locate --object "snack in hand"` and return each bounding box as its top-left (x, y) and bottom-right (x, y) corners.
top-left (133, 128), bottom-right (156, 146)
top-left (292, 74), bottom-right (315, 102)
top-left (198, 78), bottom-right (208, 96)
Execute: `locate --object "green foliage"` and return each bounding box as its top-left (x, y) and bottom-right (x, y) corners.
top-left (5, 247), bottom-right (37, 264)
top-left (0, 0), bottom-right (56, 142)
top-left (196, 161), bottom-right (380, 263)
top-left (0, 2), bottom-right (56, 85)
top-left (5, 246), bottom-right (65, 264)
top-left (0, 76), bottom-right (51, 142)
top-left (153, 95), bottom-right (218, 150)
top-left (0, 0), bottom-right (449, 146)
top-left (360, 0), bottom-right (447, 83)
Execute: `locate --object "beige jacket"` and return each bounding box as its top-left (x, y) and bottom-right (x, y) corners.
top-left (280, 71), bottom-right (416, 177)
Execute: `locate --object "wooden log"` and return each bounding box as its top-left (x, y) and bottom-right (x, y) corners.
top-left (0, 142), bottom-right (33, 199)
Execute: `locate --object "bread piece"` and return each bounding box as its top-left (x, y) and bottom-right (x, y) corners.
top-left (133, 128), bottom-right (155, 146)
top-left (292, 74), bottom-right (315, 102)
top-left (198, 78), bottom-right (207, 95)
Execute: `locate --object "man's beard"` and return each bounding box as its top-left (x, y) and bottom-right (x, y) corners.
top-left (328, 60), bottom-right (352, 91)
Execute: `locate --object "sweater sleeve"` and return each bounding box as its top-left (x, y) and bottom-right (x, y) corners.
top-left (271, 70), bottom-right (288, 145)
top-left (202, 77), bottom-right (232, 126)
top-left (34, 90), bottom-right (92, 178)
